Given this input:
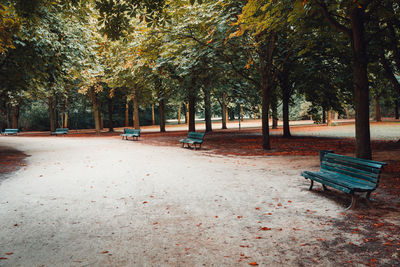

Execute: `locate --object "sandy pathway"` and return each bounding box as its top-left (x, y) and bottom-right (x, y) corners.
top-left (0, 137), bottom-right (398, 266)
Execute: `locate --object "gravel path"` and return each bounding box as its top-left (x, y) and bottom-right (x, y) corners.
top-left (0, 136), bottom-right (399, 266)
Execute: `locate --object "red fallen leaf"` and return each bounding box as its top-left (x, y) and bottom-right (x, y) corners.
top-left (260, 227), bottom-right (271, 231)
top-left (237, 216), bottom-right (243, 219)
top-left (316, 238), bottom-right (326, 241)
top-left (101, 251), bottom-right (109, 254)
top-left (266, 213), bottom-right (272, 215)
top-left (255, 236), bottom-right (262, 239)
top-left (5, 252), bottom-right (13, 255)
top-left (249, 262), bottom-right (258, 266)
top-left (0, 257), bottom-right (8, 260)
top-left (288, 200), bottom-right (292, 203)
top-left (143, 201), bottom-right (148, 204)
top-left (185, 248), bottom-right (190, 251)
top-left (240, 244), bottom-right (249, 248)
top-left (255, 207), bottom-right (260, 210)
top-left (152, 222), bottom-right (158, 225)
top-left (215, 216), bottom-right (218, 218)
top-left (383, 242), bottom-right (392, 246)
top-left (371, 259), bottom-right (376, 263)
top-left (277, 203), bottom-right (282, 207)
top-left (13, 224), bottom-right (18, 227)
top-left (196, 223), bottom-right (202, 227)
top-left (373, 223), bottom-right (384, 228)
top-left (146, 173), bottom-right (150, 176)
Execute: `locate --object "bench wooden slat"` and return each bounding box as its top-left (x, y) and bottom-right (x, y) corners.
top-left (325, 153), bottom-right (386, 169)
top-left (319, 171), bottom-right (376, 190)
top-left (321, 161), bottom-right (379, 183)
top-left (301, 171), bottom-right (352, 194)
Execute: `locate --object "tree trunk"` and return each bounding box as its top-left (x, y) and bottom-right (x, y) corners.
top-left (133, 92), bottom-right (140, 130)
top-left (327, 110), bottom-right (332, 126)
top-left (93, 103), bottom-right (101, 134)
top-left (6, 103), bottom-right (12, 128)
top-left (351, 7), bottom-right (371, 159)
top-left (271, 98), bottom-right (278, 129)
top-left (221, 93), bottom-right (227, 129)
top-left (203, 88), bottom-right (212, 132)
top-left (12, 105), bottom-right (20, 129)
top-left (395, 99), bottom-right (399, 120)
top-left (186, 103), bottom-right (189, 124)
top-left (178, 103), bottom-right (181, 124)
top-left (49, 96), bottom-right (56, 132)
top-left (281, 70), bottom-right (291, 137)
top-left (188, 91), bottom-right (196, 132)
top-left (152, 104), bottom-right (155, 125)
top-left (374, 95), bottom-right (381, 122)
top-left (100, 112), bottom-right (103, 130)
top-left (159, 98), bottom-right (166, 132)
top-left (107, 98), bottom-right (114, 132)
top-left (125, 99), bottom-right (130, 127)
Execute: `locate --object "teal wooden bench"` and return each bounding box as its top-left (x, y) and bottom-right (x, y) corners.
top-left (2, 129), bottom-right (19, 135)
top-left (179, 132), bottom-right (205, 150)
top-left (121, 128), bottom-right (140, 141)
top-left (301, 153), bottom-right (386, 210)
top-left (51, 128), bottom-right (69, 135)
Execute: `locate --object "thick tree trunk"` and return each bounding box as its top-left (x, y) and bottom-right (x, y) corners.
top-left (133, 93), bottom-right (140, 130)
top-left (203, 88), bottom-right (212, 132)
top-left (188, 91), bottom-right (196, 132)
top-left (12, 105), bottom-right (20, 129)
top-left (49, 96), bottom-right (56, 132)
top-left (107, 99), bottom-right (114, 132)
top-left (125, 99), bottom-right (129, 127)
top-left (159, 98), bottom-right (166, 132)
top-left (100, 112), bottom-right (103, 130)
top-left (281, 70), bottom-right (291, 137)
top-left (395, 99), bottom-right (399, 120)
top-left (351, 7), bottom-right (371, 159)
top-left (221, 93), bottom-right (227, 129)
top-left (374, 95), bottom-right (382, 122)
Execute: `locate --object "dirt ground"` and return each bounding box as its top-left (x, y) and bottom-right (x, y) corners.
top-left (0, 121), bottom-right (399, 266)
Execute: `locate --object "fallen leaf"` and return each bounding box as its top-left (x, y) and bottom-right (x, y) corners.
top-left (260, 227), bottom-right (271, 231)
top-left (249, 262), bottom-right (258, 266)
top-left (101, 251), bottom-right (109, 254)
top-left (0, 257), bottom-right (8, 260)
top-left (316, 238), bottom-right (326, 241)
top-left (237, 216), bottom-right (243, 219)
top-left (255, 207), bottom-right (260, 210)
top-left (143, 201), bottom-right (148, 204)
top-left (5, 252), bottom-right (13, 255)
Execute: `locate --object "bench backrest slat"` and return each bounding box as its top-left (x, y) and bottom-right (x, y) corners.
top-left (187, 132), bottom-right (205, 140)
top-left (124, 129), bottom-right (140, 135)
top-left (55, 128), bottom-right (68, 132)
top-left (321, 153), bottom-right (386, 186)
top-left (321, 162), bottom-right (378, 186)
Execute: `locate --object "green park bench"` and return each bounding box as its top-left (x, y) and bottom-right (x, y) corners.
top-left (51, 128), bottom-right (69, 135)
top-left (179, 132), bottom-right (205, 150)
top-left (2, 129), bottom-right (19, 135)
top-left (121, 128), bottom-right (140, 141)
top-left (301, 152), bottom-right (386, 210)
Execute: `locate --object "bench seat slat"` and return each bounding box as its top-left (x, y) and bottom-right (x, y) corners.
top-left (302, 171), bottom-right (352, 193)
top-left (303, 170), bottom-right (375, 192)
top-left (321, 162), bottom-right (379, 183)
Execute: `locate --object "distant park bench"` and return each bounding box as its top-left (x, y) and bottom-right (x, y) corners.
top-left (179, 132), bottom-right (205, 150)
top-left (51, 128), bottom-right (69, 135)
top-left (2, 129), bottom-right (19, 135)
top-left (121, 128), bottom-right (140, 141)
top-left (301, 152), bottom-right (386, 210)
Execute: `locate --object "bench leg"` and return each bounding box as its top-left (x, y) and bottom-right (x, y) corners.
top-left (365, 192), bottom-right (374, 209)
top-left (322, 185), bottom-right (330, 191)
top-left (345, 193), bottom-right (358, 211)
top-left (309, 180), bottom-right (314, 190)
